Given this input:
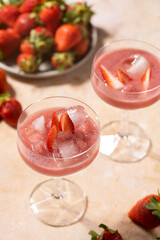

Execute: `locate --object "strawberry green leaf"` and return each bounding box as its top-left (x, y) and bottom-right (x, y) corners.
top-left (44, 1), bottom-right (53, 7)
top-left (56, 64), bottom-right (66, 71)
top-left (0, 0), bottom-right (4, 5)
top-left (0, 51), bottom-right (3, 61)
top-left (145, 196), bottom-right (160, 210)
top-left (152, 210), bottom-right (160, 219)
top-left (154, 237), bottom-right (160, 239)
top-left (0, 92), bottom-right (10, 106)
top-left (145, 196), bottom-right (160, 219)
top-left (88, 230), bottom-right (99, 240)
top-left (8, 0), bottom-right (24, 6)
top-left (29, 12), bottom-right (37, 19)
top-left (146, 202), bottom-right (159, 210)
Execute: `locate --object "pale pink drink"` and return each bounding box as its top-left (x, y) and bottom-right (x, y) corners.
top-left (17, 97), bottom-right (100, 227)
top-left (91, 40), bottom-right (160, 162)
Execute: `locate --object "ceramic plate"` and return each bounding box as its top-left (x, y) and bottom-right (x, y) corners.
top-left (0, 27), bottom-right (98, 79)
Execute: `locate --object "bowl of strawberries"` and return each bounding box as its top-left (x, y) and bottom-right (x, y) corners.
top-left (0, 0), bottom-right (97, 78)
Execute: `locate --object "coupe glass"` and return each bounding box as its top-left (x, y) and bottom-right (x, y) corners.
top-left (91, 40), bottom-right (160, 163)
top-left (17, 96), bottom-right (100, 226)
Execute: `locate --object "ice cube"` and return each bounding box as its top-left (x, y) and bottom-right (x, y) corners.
top-left (126, 54), bottom-right (149, 76)
top-left (32, 116), bottom-right (45, 132)
top-left (58, 139), bottom-right (80, 158)
top-left (29, 133), bottom-right (46, 154)
top-left (67, 105), bottom-right (88, 127)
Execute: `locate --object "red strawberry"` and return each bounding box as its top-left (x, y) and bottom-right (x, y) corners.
top-left (51, 52), bottom-right (75, 71)
top-left (17, 53), bottom-right (41, 73)
top-left (100, 65), bottom-right (124, 89)
top-left (74, 38), bottom-right (90, 56)
top-left (141, 67), bottom-right (151, 91)
top-left (19, 0), bottom-right (43, 13)
top-left (60, 113), bottom-right (74, 133)
top-left (29, 26), bottom-right (54, 54)
top-left (39, 2), bottom-right (63, 33)
top-left (14, 13), bottom-right (37, 36)
top-left (0, 29), bottom-right (21, 60)
top-left (116, 69), bottom-right (132, 84)
top-left (0, 69), bottom-right (9, 94)
top-left (0, 5), bottom-right (19, 27)
top-left (63, 1), bottom-right (93, 26)
top-left (0, 97), bottom-right (22, 127)
top-left (46, 125), bottom-right (57, 152)
top-left (128, 193), bottom-right (160, 228)
top-left (51, 112), bottom-right (61, 131)
top-left (20, 38), bottom-right (36, 55)
top-left (55, 24), bottom-right (83, 52)
top-left (89, 224), bottom-right (123, 240)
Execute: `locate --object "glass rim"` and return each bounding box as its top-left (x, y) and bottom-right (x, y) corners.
top-left (93, 39), bottom-right (160, 95)
top-left (17, 96), bottom-right (101, 161)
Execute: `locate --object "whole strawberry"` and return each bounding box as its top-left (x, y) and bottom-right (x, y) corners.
top-left (63, 1), bottom-right (93, 26)
top-left (128, 192), bottom-right (160, 228)
top-left (14, 13), bottom-right (37, 36)
top-left (0, 69), bottom-right (9, 93)
top-left (0, 29), bottom-right (21, 60)
top-left (55, 23), bottom-right (83, 52)
top-left (51, 52), bottom-right (75, 71)
top-left (17, 53), bottom-right (41, 73)
top-left (89, 224), bottom-right (123, 240)
top-left (0, 97), bottom-right (22, 127)
top-left (39, 1), bottom-right (63, 33)
top-left (0, 5), bottom-right (20, 27)
top-left (29, 26), bottom-right (54, 54)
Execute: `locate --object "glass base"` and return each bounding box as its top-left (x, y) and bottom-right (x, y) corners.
top-left (30, 178), bottom-right (87, 227)
top-left (100, 121), bottom-right (151, 163)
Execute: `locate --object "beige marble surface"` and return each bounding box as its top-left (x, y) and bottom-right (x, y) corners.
top-left (1, 0), bottom-right (160, 239)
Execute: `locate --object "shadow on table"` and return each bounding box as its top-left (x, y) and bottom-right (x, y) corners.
top-left (117, 218), bottom-right (158, 239)
top-left (148, 151), bottom-right (160, 163)
top-left (8, 27), bottom-right (112, 88)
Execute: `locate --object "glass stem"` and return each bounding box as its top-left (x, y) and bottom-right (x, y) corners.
top-left (119, 110), bottom-right (129, 138)
top-left (53, 177), bottom-right (63, 199)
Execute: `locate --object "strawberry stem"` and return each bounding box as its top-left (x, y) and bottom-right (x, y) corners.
top-left (88, 230), bottom-right (99, 240)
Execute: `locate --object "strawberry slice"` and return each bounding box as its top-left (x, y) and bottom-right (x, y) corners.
top-left (116, 69), bottom-right (132, 84)
top-left (141, 67), bottom-right (151, 91)
top-left (100, 65), bottom-right (124, 89)
top-left (51, 112), bottom-right (61, 131)
top-left (46, 125), bottom-right (57, 153)
top-left (60, 113), bottom-right (74, 133)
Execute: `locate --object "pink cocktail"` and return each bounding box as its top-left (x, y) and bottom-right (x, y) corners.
top-left (17, 97), bottom-right (100, 226)
top-left (91, 40), bottom-right (160, 162)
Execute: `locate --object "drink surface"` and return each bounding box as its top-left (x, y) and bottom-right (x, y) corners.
top-left (18, 105), bottom-right (99, 176)
top-left (92, 48), bottom-right (160, 109)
